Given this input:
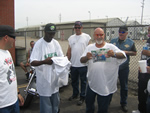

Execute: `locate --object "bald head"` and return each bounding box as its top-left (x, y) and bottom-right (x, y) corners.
top-left (94, 28), bottom-right (104, 34)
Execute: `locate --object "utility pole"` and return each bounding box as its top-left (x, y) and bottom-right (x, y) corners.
top-left (26, 17), bottom-right (28, 26)
top-left (59, 13), bottom-right (61, 23)
top-left (88, 11), bottom-right (91, 20)
top-left (141, 0), bottom-right (145, 25)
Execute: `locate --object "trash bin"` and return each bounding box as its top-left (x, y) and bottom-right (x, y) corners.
top-left (15, 46), bottom-right (26, 66)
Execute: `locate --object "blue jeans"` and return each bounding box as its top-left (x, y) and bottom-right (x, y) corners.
top-left (70, 66), bottom-right (87, 98)
top-left (40, 92), bottom-right (60, 113)
top-left (0, 100), bottom-right (20, 113)
top-left (85, 85), bottom-right (112, 113)
top-left (118, 67), bottom-right (129, 106)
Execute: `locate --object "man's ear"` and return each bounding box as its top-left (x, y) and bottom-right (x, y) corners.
top-left (3, 35), bottom-right (9, 41)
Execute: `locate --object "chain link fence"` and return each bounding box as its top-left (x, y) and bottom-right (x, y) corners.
top-left (15, 25), bottom-right (149, 95)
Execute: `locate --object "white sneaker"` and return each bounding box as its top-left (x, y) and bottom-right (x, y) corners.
top-left (132, 110), bottom-right (140, 113)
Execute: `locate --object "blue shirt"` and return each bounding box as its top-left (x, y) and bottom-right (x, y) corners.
top-left (110, 37), bottom-right (136, 70)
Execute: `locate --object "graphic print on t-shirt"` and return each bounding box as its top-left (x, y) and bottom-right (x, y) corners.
top-left (91, 48), bottom-right (110, 62)
top-left (4, 57), bottom-right (16, 84)
top-left (44, 52), bottom-right (57, 59)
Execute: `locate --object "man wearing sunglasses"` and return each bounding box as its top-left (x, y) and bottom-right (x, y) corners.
top-left (66, 21), bottom-right (91, 106)
top-left (80, 27), bottom-right (126, 113)
top-left (0, 25), bottom-right (24, 113)
top-left (110, 25), bottom-right (137, 112)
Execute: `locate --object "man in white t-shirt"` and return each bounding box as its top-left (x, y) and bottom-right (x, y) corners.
top-left (80, 28), bottom-right (126, 113)
top-left (30, 23), bottom-right (64, 113)
top-left (66, 21), bottom-right (91, 105)
top-left (0, 25), bottom-right (24, 113)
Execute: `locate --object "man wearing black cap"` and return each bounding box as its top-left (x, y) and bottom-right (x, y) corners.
top-left (66, 21), bottom-right (91, 105)
top-left (110, 25), bottom-right (137, 112)
top-left (30, 23), bottom-right (64, 113)
top-left (0, 25), bottom-right (24, 113)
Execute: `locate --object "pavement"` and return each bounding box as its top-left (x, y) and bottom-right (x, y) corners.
top-left (16, 66), bottom-right (139, 113)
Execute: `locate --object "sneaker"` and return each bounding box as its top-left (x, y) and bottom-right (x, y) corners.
top-left (121, 105), bottom-right (128, 112)
top-left (77, 98), bottom-right (84, 106)
top-left (68, 95), bottom-right (78, 101)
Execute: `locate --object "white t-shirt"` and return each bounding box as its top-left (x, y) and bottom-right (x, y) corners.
top-left (68, 33), bottom-right (91, 67)
top-left (30, 38), bottom-right (64, 96)
top-left (0, 49), bottom-right (17, 108)
top-left (81, 43), bottom-right (126, 96)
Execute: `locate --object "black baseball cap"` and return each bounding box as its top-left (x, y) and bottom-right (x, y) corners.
top-left (119, 26), bottom-right (128, 32)
top-left (44, 23), bottom-right (57, 33)
top-left (0, 25), bottom-right (16, 39)
top-left (74, 21), bottom-right (82, 26)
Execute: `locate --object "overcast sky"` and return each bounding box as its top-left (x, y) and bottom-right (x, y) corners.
top-left (15, 0), bottom-right (150, 29)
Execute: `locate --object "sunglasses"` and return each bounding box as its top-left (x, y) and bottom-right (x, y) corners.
top-left (74, 27), bottom-right (81, 29)
top-left (95, 34), bottom-right (104, 36)
top-left (119, 31), bottom-right (126, 34)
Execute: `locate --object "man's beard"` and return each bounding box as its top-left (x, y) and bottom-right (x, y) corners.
top-left (96, 39), bottom-right (103, 44)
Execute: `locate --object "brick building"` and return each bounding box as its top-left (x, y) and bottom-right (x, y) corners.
top-left (0, 0), bottom-right (15, 64)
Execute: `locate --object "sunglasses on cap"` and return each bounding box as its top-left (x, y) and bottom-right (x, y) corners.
top-left (74, 27), bottom-right (81, 29)
top-left (119, 31), bottom-right (126, 34)
top-left (95, 34), bottom-right (104, 36)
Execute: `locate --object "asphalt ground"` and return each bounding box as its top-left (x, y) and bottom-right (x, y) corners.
top-left (16, 66), bottom-right (138, 113)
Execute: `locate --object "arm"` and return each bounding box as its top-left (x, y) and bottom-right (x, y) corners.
top-left (17, 88), bottom-right (24, 106)
top-left (142, 50), bottom-right (150, 57)
top-left (124, 51), bottom-right (137, 56)
top-left (107, 50), bottom-right (126, 59)
top-left (66, 45), bottom-right (71, 60)
top-left (124, 43), bottom-right (137, 56)
top-left (26, 49), bottom-right (30, 66)
top-left (80, 52), bottom-right (92, 63)
top-left (27, 49), bottom-right (30, 62)
top-left (31, 57), bottom-right (53, 66)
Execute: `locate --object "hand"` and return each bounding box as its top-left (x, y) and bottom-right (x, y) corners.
top-left (43, 57), bottom-right (53, 65)
top-left (147, 66), bottom-right (150, 74)
top-left (86, 52), bottom-right (92, 60)
top-left (107, 50), bottom-right (115, 58)
top-left (26, 62), bottom-right (30, 66)
top-left (18, 94), bottom-right (24, 106)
